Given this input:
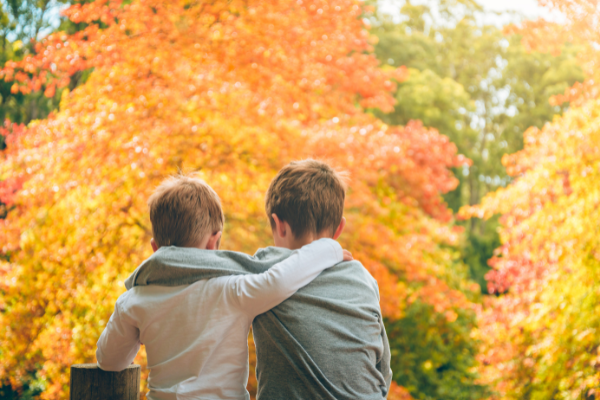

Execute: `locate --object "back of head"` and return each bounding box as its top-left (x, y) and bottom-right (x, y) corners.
top-left (265, 159), bottom-right (346, 239)
top-left (148, 174), bottom-right (224, 247)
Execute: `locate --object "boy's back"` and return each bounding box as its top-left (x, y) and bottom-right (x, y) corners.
top-left (253, 260), bottom-right (390, 399)
top-left (104, 277), bottom-right (254, 399)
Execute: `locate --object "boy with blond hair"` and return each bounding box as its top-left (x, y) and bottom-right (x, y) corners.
top-left (128, 160), bottom-right (393, 399)
top-left (96, 174), bottom-right (351, 399)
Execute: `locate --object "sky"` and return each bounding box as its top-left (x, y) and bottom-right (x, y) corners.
top-left (477, 0), bottom-right (564, 23)
top-left (478, 0), bottom-right (547, 16)
top-left (378, 0), bottom-right (565, 26)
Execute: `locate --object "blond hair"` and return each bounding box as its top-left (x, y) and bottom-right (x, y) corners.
top-left (265, 159), bottom-right (347, 239)
top-left (148, 174), bottom-right (224, 247)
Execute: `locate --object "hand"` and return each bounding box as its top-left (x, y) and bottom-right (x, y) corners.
top-left (342, 249), bottom-right (353, 262)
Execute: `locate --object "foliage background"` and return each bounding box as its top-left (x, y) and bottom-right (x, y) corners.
top-left (0, 0), bottom-right (596, 399)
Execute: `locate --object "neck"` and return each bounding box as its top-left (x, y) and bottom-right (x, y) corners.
top-left (287, 231), bottom-right (332, 250)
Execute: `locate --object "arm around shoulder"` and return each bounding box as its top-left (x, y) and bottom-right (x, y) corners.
top-left (227, 238), bottom-right (344, 317)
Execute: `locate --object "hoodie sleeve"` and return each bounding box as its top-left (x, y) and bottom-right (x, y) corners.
top-left (96, 293), bottom-right (141, 371)
top-left (225, 238), bottom-right (343, 317)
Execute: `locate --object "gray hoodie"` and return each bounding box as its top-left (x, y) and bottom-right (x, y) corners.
top-left (125, 246), bottom-right (392, 399)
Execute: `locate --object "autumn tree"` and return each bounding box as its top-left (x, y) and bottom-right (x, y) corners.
top-left (0, 0), bottom-right (78, 125)
top-left (461, 0), bottom-right (600, 397)
top-left (0, 0), bottom-right (481, 398)
top-left (370, 0), bottom-right (584, 293)
top-left (0, 0), bottom-right (91, 270)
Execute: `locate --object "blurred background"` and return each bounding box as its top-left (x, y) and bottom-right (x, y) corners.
top-left (0, 0), bottom-right (597, 399)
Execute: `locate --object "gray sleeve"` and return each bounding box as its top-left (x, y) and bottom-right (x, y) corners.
top-left (373, 279), bottom-right (393, 395)
top-left (378, 316), bottom-right (393, 395)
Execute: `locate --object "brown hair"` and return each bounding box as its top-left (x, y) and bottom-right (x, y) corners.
top-left (265, 159), bottom-right (347, 239)
top-left (148, 174), bottom-right (224, 247)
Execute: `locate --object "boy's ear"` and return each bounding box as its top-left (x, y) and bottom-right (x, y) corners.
top-left (151, 238), bottom-right (159, 253)
top-left (271, 213), bottom-right (287, 238)
top-left (206, 231), bottom-right (222, 250)
top-left (332, 217), bottom-right (346, 240)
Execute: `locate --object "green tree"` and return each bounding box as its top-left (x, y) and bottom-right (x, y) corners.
top-left (371, 0), bottom-right (583, 293)
top-left (386, 302), bottom-right (488, 400)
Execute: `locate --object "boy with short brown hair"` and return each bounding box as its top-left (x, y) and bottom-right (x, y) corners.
top-left (254, 159), bottom-right (392, 399)
top-left (96, 174), bottom-right (349, 400)
top-left (147, 174), bottom-right (225, 249)
top-left (265, 159), bottom-right (347, 242)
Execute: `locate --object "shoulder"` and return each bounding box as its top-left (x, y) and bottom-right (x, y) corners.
top-left (337, 259), bottom-right (377, 281)
top-left (345, 260), bottom-right (380, 290)
top-left (317, 259), bottom-right (380, 298)
top-left (254, 246), bottom-right (292, 260)
top-left (337, 260), bottom-right (383, 307)
top-left (115, 289), bottom-right (136, 312)
top-left (127, 277), bottom-right (235, 302)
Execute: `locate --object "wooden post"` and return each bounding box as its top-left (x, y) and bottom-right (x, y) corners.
top-left (70, 364), bottom-right (140, 400)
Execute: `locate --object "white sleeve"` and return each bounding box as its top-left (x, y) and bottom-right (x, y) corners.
top-left (227, 238), bottom-right (343, 317)
top-left (96, 296), bottom-right (141, 372)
